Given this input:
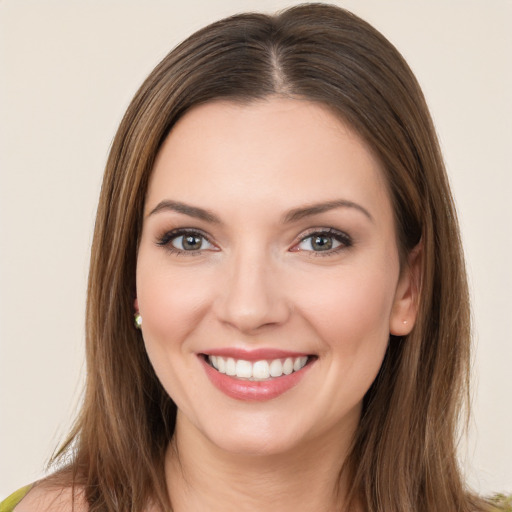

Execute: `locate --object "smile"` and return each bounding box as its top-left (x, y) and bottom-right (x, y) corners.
top-left (207, 355), bottom-right (309, 381)
top-left (200, 350), bottom-right (316, 401)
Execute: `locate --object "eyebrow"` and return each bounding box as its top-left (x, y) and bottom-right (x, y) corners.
top-left (147, 200), bottom-right (222, 224)
top-left (283, 199), bottom-right (374, 223)
top-left (147, 198), bottom-right (373, 225)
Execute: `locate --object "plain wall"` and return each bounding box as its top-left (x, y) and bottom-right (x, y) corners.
top-left (1, 0), bottom-right (511, 499)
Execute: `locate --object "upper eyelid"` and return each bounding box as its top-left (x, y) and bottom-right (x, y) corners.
top-left (294, 228), bottom-right (352, 250)
top-left (156, 227), bottom-right (214, 245)
top-left (297, 227), bottom-right (351, 240)
top-left (155, 226), bottom-right (352, 248)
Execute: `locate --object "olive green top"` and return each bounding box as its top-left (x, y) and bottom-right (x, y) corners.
top-left (1, 484), bottom-right (510, 511)
top-left (493, 494), bottom-right (512, 512)
top-left (0, 485), bottom-right (32, 512)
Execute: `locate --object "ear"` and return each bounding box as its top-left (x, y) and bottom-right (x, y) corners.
top-left (389, 243), bottom-right (422, 336)
top-left (134, 298), bottom-right (139, 313)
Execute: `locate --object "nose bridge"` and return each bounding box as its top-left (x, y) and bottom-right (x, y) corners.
top-left (216, 241), bottom-right (289, 333)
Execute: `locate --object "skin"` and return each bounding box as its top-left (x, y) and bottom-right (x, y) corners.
top-left (134, 97), bottom-right (419, 511)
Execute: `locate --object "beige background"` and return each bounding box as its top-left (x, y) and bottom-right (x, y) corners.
top-left (0, 0), bottom-right (511, 499)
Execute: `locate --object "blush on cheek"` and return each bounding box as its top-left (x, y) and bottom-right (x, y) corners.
top-left (308, 272), bottom-right (394, 342)
top-left (137, 266), bottom-right (213, 344)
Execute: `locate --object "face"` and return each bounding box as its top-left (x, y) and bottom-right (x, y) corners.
top-left (136, 98), bottom-right (417, 456)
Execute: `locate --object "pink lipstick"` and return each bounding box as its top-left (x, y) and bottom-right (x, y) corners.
top-left (199, 349), bottom-right (315, 401)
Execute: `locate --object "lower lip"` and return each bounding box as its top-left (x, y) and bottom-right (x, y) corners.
top-left (200, 357), bottom-right (314, 401)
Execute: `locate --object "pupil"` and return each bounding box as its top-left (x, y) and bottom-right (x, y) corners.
top-left (312, 235), bottom-right (332, 251)
top-left (183, 235), bottom-right (201, 250)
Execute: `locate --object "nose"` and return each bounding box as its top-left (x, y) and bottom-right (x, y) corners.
top-left (213, 247), bottom-right (291, 334)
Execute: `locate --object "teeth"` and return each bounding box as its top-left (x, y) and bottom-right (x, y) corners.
top-left (269, 359), bottom-right (283, 377)
top-left (252, 360), bottom-right (270, 379)
top-left (207, 355), bottom-right (309, 380)
top-left (225, 357), bottom-right (236, 376)
top-left (235, 360), bottom-right (252, 378)
top-left (294, 356), bottom-right (308, 372)
top-left (283, 357), bottom-right (293, 375)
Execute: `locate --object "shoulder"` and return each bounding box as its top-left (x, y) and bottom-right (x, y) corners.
top-left (7, 482), bottom-right (87, 512)
top-left (0, 486), bottom-right (32, 512)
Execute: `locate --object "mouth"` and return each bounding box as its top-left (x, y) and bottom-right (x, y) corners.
top-left (199, 348), bottom-right (317, 400)
top-left (202, 354), bottom-right (314, 381)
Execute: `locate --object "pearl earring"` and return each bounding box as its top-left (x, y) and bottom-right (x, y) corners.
top-left (134, 313), bottom-right (142, 329)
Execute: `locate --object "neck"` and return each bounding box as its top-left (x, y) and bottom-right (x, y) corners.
top-left (165, 413), bottom-right (362, 512)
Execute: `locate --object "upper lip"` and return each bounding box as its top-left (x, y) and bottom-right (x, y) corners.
top-left (200, 348), bottom-right (312, 361)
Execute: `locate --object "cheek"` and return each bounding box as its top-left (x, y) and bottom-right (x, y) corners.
top-left (296, 259), bottom-right (399, 357)
top-left (135, 258), bottom-right (217, 407)
top-left (136, 260), bottom-right (212, 345)
top-left (299, 265), bottom-right (398, 416)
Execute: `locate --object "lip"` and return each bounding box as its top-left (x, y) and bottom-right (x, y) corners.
top-left (199, 351), bottom-right (315, 401)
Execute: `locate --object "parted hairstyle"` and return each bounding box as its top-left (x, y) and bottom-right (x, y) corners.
top-left (49, 3), bottom-right (497, 511)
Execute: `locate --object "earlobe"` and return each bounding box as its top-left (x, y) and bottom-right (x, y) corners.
top-left (389, 243), bottom-right (422, 336)
top-left (133, 299), bottom-right (142, 329)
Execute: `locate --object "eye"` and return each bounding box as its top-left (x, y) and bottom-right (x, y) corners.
top-left (172, 233), bottom-right (212, 251)
top-left (294, 229), bottom-right (352, 253)
top-left (157, 229), bottom-right (215, 253)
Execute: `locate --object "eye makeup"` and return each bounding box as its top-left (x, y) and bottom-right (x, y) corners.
top-left (291, 227), bottom-right (353, 256)
top-left (155, 225), bottom-right (353, 258)
top-left (156, 227), bottom-right (217, 256)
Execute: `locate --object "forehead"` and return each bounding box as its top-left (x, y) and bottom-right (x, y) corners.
top-left (146, 97), bottom-right (391, 220)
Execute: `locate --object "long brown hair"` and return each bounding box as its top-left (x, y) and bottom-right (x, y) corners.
top-left (50, 4), bottom-right (496, 511)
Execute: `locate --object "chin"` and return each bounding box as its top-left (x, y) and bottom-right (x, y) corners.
top-left (195, 405), bottom-right (330, 459)
top-left (208, 429), bottom-right (303, 458)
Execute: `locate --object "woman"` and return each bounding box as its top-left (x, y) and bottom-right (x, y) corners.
top-left (2, 3), bottom-right (509, 512)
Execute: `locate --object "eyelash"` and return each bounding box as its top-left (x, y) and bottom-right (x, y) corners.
top-left (156, 228), bottom-right (215, 256)
top-left (156, 227), bottom-right (352, 256)
top-left (293, 228), bottom-right (353, 256)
